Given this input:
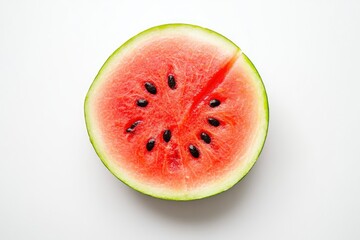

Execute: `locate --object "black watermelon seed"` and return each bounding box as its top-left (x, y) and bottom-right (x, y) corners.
top-left (200, 132), bottom-right (211, 144)
top-left (207, 117), bottom-right (220, 127)
top-left (189, 144), bottom-right (200, 158)
top-left (168, 74), bottom-right (176, 89)
top-left (146, 138), bottom-right (155, 151)
top-left (209, 99), bottom-right (221, 108)
top-left (144, 82), bottom-right (157, 94)
top-left (136, 99), bottom-right (148, 107)
top-left (126, 120), bottom-right (141, 132)
top-left (163, 130), bottom-right (171, 142)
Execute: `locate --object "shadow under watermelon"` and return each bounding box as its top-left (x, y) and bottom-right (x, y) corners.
top-left (128, 149), bottom-right (269, 223)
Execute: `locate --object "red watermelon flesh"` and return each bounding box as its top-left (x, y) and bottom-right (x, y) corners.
top-left (85, 24), bottom-right (268, 200)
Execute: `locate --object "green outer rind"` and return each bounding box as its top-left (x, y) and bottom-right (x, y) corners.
top-left (84, 23), bottom-right (269, 201)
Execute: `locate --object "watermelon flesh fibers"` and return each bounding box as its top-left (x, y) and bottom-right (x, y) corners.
top-left (85, 24), bottom-right (268, 200)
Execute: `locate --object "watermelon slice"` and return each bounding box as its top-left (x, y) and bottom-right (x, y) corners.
top-left (84, 24), bottom-right (269, 200)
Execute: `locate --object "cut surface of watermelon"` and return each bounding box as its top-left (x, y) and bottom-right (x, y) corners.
top-left (85, 24), bottom-right (269, 200)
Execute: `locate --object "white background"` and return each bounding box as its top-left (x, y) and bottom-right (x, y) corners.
top-left (1, 0), bottom-right (359, 239)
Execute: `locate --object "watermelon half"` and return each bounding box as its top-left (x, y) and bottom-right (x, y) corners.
top-left (85, 24), bottom-right (269, 200)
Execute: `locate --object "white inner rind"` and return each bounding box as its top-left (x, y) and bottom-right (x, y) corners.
top-left (84, 24), bottom-right (268, 200)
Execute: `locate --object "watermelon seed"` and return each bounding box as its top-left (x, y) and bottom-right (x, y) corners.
top-left (145, 82), bottom-right (157, 94)
top-left (163, 130), bottom-right (171, 142)
top-left (209, 99), bottom-right (220, 108)
top-left (200, 132), bottom-right (211, 144)
top-left (207, 117), bottom-right (220, 127)
top-left (189, 144), bottom-right (200, 158)
top-left (126, 120), bottom-right (141, 132)
top-left (167, 74), bottom-right (176, 89)
top-left (136, 99), bottom-right (148, 107)
top-left (146, 138), bottom-right (155, 151)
